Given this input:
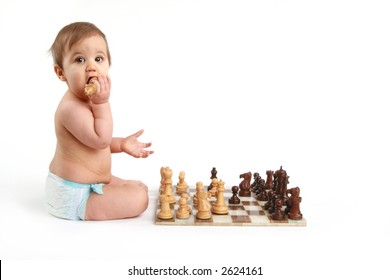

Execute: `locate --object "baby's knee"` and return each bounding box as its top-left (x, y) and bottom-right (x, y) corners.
top-left (135, 180), bottom-right (148, 192)
top-left (131, 184), bottom-right (149, 215)
top-left (127, 179), bottom-right (148, 192)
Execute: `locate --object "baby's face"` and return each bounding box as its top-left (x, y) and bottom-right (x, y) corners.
top-left (61, 35), bottom-right (110, 97)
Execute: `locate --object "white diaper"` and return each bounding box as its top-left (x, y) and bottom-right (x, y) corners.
top-left (45, 172), bottom-right (105, 220)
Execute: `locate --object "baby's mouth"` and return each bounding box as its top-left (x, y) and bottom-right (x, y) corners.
top-left (87, 76), bottom-right (98, 84)
top-left (84, 77), bottom-right (98, 96)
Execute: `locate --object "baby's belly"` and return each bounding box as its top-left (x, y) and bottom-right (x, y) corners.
top-left (50, 148), bottom-right (112, 184)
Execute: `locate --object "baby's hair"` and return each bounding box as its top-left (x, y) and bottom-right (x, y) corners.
top-left (50, 22), bottom-right (111, 69)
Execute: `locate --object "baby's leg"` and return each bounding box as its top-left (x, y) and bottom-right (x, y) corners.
top-left (85, 176), bottom-right (149, 221)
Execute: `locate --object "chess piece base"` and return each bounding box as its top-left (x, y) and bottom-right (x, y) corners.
top-left (228, 197), bottom-right (240, 204)
top-left (238, 190), bottom-right (251, 197)
top-left (211, 205), bottom-right (229, 215)
top-left (288, 212), bottom-right (303, 220)
top-left (158, 210), bottom-right (174, 220)
top-left (176, 211), bottom-right (190, 219)
top-left (196, 211), bottom-right (212, 220)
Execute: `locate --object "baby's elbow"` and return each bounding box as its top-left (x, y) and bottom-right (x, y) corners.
top-left (97, 142), bottom-right (111, 150)
top-left (93, 136), bottom-right (112, 150)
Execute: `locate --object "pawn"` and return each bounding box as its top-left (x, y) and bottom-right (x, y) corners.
top-left (208, 178), bottom-right (218, 197)
top-left (271, 198), bottom-right (286, 220)
top-left (256, 179), bottom-right (268, 201)
top-left (176, 193), bottom-right (190, 219)
top-left (207, 167), bottom-right (218, 190)
top-left (229, 186), bottom-right (241, 204)
top-left (176, 171), bottom-right (188, 195)
top-left (264, 190), bottom-right (274, 210)
top-left (287, 187), bottom-right (303, 220)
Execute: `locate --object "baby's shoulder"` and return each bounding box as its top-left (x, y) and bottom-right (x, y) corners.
top-left (56, 95), bottom-right (91, 119)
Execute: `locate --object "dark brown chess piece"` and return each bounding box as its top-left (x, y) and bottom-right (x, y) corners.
top-left (286, 187), bottom-right (303, 220)
top-left (275, 168), bottom-right (286, 195)
top-left (238, 171), bottom-right (252, 197)
top-left (208, 167), bottom-right (218, 191)
top-left (256, 179), bottom-right (268, 201)
top-left (229, 186), bottom-right (240, 204)
top-left (271, 198), bottom-right (286, 220)
top-left (267, 193), bottom-right (278, 214)
top-left (265, 170), bottom-right (274, 190)
top-left (280, 172), bottom-right (289, 202)
top-left (250, 172), bottom-right (259, 192)
top-left (272, 166), bottom-right (284, 192)
top-left (264, 190), bottom-right (274, 210)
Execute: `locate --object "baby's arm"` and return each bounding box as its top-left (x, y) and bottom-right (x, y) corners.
top-left (110, 129), bottom-right (153, 158)
top-left (61, 75), bottom-right (113, 149)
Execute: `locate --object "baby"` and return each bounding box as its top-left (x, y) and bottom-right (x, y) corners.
top-left (46, 22), bottom-right (153, 221)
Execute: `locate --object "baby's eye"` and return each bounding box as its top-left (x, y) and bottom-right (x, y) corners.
top-left (95, 56), bottom-right (104, 62)
top-left (75, 57), bottom-right (85, 63)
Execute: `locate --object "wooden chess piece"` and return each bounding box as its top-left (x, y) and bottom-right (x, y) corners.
top-left (287, 187), bottom-right (303, 220)
top-left (250, 172), bottom-right (259, 192)
top-left (208, 167), bottom-right (218, 191)
top-left (195, 182), bottom-right (212, 220)
top-left (229, 186), bottom-right (241, 204)
top-left (182, 193), bottom-right (191, 214)
top-left (158, 194), bottom-right (174, 220)
top-left (212, 180), bottom-right (229, 215)
top-left (84, 76), bottom-right (98, 96)
top-left (272, 166), bottom-right (284, 192)
top-left (193, 181), bottom-right (203, 209)
top-left (162, 167), bottom-right (176, 204)
top-left (280, 173), bottom-right (289, 202)
top-left (268, 193), bottom-right (278, 214)
top-left (256, 179), bottom-right (268, 201)
top-left (264, 190), bottom-right (274, 210)
top-left (159, 166), bottom-right (167, 194)
top-left (265, 170), bottom-right (274, 190)
top-left (176, 171), bottom-right (188, 195)
top-left (208, 178), bottom-right (218, 197)
top-left (238, 171), bottom-right (252, 197)
top-left (176, 193), bottom-right (190, 219)
top-left (271, 198), bottom-right (286, 220)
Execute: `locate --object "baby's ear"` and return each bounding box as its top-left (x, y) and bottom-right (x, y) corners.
top-left (54, 64), bottom-right (66, 81)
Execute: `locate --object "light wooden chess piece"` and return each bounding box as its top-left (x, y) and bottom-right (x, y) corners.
top-left (176, 171), bottom-right (188, 195)
top-left (84, 76), bottom-right (98, 96)
top-left (211, 180), bottom-right (229, 215)
top-left (160, 166), bottom-right (168, 194)
top-left (162, 167), bottom-right (176, 204)
top-left (193, 181), bottom-right (203, 209)
top-left (208, 178), bottom-right (218, 197)
top-left (176, 193), bottom-right (190, 219)
top-left (182, 193), bottom-right (191, 214)
top-left (195, 182), bottom-right (212, 220)
top-left (158, 194), bottom-right (174, 220)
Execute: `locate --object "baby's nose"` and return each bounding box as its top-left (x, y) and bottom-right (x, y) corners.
top-left (86, 62), bottom-right (97, 72)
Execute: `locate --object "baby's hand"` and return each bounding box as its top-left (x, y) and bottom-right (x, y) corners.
top-left (120, 129), bottom-right (154, 158)
top-left (89, 74), bottom-right (111, 104)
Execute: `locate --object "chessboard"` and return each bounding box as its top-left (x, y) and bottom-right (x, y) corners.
top-left (155, 186), bottom-right (307, 227)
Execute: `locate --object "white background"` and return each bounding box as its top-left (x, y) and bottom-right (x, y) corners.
top-left (1, 0), bottom-right (389, 279)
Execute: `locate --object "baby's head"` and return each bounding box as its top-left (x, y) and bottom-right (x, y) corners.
top-left (50, 22), bottom-right (112, 70)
